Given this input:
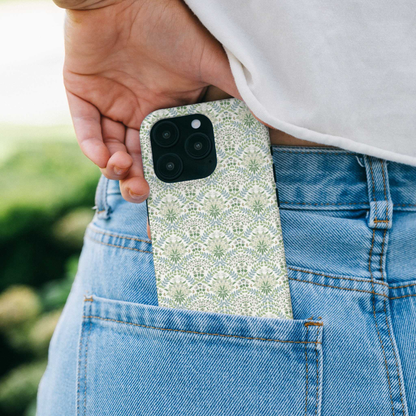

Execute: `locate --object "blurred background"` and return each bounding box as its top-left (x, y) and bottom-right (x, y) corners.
top-left (0, 0), bottom-right (100, 414)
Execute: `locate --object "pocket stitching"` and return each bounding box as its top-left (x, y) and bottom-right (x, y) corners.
top-left (288, 266), bottom-right (388, 288)
top-left (85, 234), bottom-right (152, 254)
top-left (77, 318), bottom-right (92, 416)
top-left (83, 314), bottom-right (323, 345)
top-left (83, 319), bottom-right (92, 416)
top-left (304, 325), bottom-right (310, 416)
top-left (289, 276), bottom-right (388, 298)
top-left (314, 325), bottom-right (321, 416)
top-left (76, 322), bottom-right (85, 416)
top-left (77, 315), bottom-right (93, 416)
top-left (88, 224), bottom-right (151, 245)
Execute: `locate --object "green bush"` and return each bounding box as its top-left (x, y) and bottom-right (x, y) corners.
top-left (0, 139), bottom-right (99, 240)
top-left (0, 124), bottom-right (101, 415)
top-left (41, 255), bottom-right (79, 312)
top-left (0, 360), bottom-right (47, 413)
top-left (0, 286), bottom-right (40, 330)
top-left (0, 126), bottom-right (100, 292)
top-left (27, 310), bottom-right (62, 354)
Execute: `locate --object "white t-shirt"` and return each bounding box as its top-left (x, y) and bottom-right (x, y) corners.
top-left (185, 0), bottom-right (416, 166)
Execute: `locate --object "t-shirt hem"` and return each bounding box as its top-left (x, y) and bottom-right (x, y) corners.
top-left (225, 48), bottom-right (416, 167)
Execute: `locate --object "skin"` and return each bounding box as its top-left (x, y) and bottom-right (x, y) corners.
top-left (57, 0), bottom-right (331, 209)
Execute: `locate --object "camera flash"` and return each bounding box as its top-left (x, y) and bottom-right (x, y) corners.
top-left (191, 119), bottom-right (201, 129)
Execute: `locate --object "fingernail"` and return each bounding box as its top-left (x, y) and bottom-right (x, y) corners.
top-left (129, 190), bottom-right (144, 200)
top-left (114, 166), bottom-right (127, 176)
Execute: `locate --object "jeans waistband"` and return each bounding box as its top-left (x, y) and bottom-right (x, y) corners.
top-left (99, 146), bottom-right (416, 220)
top-left (272, 146), bottom-right (416, 214)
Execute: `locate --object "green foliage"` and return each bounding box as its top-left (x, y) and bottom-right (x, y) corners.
top-left (0, 286), bottom-right (40, 330)
top-left (53, 208), bottom-right (96, 248)
top-left (27, 310), bottom-right (62, 354)
top-left (0, 138), bottom-right (99, 240)
top-left (40, 255), bottom-right (79, 312)
top-left (0, 124), bottom-right (102, 415)
top-left (0, 360), bottom-right (47, 413)
top-left (0, 125), bottom-right (100, 293)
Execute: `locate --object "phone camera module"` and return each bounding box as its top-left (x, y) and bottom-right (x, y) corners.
top-left (157, 153), bottom-right (183, 180)
top-left (153, 121), bottom-right (179, 148)
top-left (150, 114), bottom-right (216, 183)
top-left (185, 133), bottom-right (212, 159)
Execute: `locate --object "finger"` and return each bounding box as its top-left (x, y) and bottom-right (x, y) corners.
top-left (67, 91), bottom-right (110, 168)
top-left (100, 117), bottom-right (133, 179)
top-left (119, 127), bottom-right (150, 203)
top-left (101, 150), bottom-right (133, 179)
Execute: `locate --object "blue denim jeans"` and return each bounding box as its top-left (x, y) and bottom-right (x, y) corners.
top-left (37, 146), bottom-right (416, 416)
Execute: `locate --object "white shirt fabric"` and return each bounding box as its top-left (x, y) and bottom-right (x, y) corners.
top-left (185, 0), bottom-right (416, 166)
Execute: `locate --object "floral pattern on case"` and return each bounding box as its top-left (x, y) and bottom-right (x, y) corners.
top-left (140, 99), bottom-right (293, 319)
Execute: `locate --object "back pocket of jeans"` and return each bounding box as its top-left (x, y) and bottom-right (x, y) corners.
top-left (77, 295), bottom-right (324, 416)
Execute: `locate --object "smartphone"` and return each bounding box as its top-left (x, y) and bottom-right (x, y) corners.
top-left (140, 98), bottom-right (293, 319)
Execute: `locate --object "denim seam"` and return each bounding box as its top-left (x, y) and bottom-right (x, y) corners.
top-left (280, 201), bottom-right (368, 206)
top-left (314, 326), bottom-right (321, 416)
top-left (304, 326), bottom-right (309, 416)
top-left (390, 282), bottom-right (416, 290)
top-left (288, 277), bottom-right (388, 298)
top-left (88, 225), bottom-right (151, 244)
top-left (380, 230), bottom-right (387, 282)
top-left (274, 150), bottom-right (356, 155)
top-left (289, 266), bottom-right (416, 292)
top-left (76, 321), bottom-right (86, 416)
top-left (369, 158), bottom-right (378, 221)
top-left (83, 318), bottom-right (92, 416)
top-left (282, 201), bottom-right (416, 208)
top-left (288, 266), bottom-right (388, 287)
top-left (368, 229), bottom-right (395, 415)
top-left (381, 162), bottom-right (390, 222)
top-left (85, 234), bottom-right (152, 254)
top-left (380, 193), bottom-right (406, 415)
top-left (390, 294), bottom-right (416, 300)
top-left (382, 164), bottom-right (406, 415)
top-left (82, 315), bottom-right (322, 345)
top-left (384, 299), bottom-right (406, 415)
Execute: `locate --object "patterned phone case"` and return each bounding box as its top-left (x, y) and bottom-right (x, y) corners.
top-left (140, 99), bottom-right (293, 319)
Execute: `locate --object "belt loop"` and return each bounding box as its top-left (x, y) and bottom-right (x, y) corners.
top-left (93, 174), bottom-right (112, 220)
top-left (363, 156), bottom-right (393, 229)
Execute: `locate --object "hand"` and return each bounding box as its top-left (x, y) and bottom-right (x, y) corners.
top-left (57, 0), bottom-right (240, 203)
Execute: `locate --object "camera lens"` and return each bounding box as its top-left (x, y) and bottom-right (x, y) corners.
top-left (185, 133), bottom-right (212, 159)
top-left (152, 121), bottom-right (179, 148)
top-left (156, 153), bottom-right (183, 181)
